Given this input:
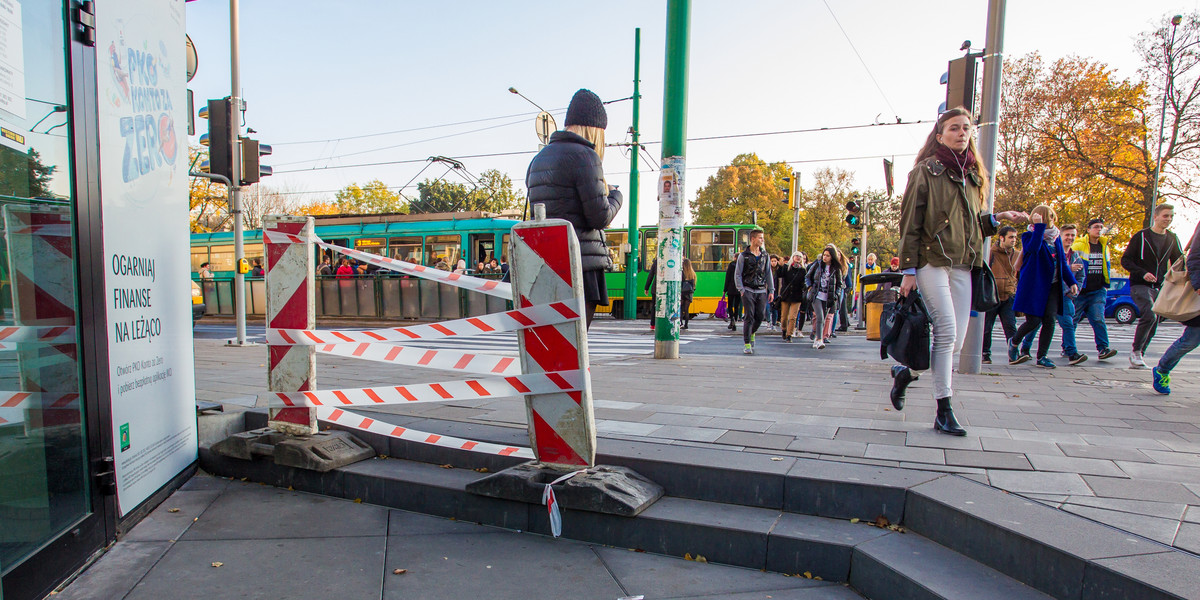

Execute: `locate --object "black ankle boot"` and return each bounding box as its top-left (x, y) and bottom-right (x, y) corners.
top-left (889, 365), bottom-right (917, 411)
top-left (934, 397), bottom-right (967, 436)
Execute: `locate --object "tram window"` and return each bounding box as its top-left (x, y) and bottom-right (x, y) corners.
top-left (355, 237), bottom-right (386, 256)
top-left (210, 245), bottom-right (236, 272)
top-left (245, 243), bottom-right (264, 271)
top-left (191, 246), bottom-right (209, 273)
top-left (425, 235), bottom-right (461, 270)
top-left (641, 231), bottom-right (658, 271)
top-left (739, 229), bottom-right (752, 251)
top-left (500, 234), bottom-right (510, 264)
top-left (469, 233), bottom-right (494, 270)
top-left (389, 236), bottom-right (422, 264)
top-left (689, 229), bottom-right (735, 271)
top-left (606, 231), bottom-right (628, 272)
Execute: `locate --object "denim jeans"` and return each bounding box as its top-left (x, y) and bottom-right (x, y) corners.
top-left (1158, 325), bottom-right (1200, 374)
top-left (1020, 293), bottom-right (1077, 356)
top-left (983, 296), bottom-right (1017, 357)
top-left (1073, 288), bottom-right (1111, 351)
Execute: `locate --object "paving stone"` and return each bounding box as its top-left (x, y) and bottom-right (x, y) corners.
top-left (1008, 430), bottom-right (1086, 445)
top-left (1083, 475), bottom-right (1200, 504)
top-left (706, 417), bottom-right (776, 433)
top-left (1084, 551), bottom-right (1200, 600)
top-left (833, 427), bottom-right (907, 446)
top-left (1174, 522), bottom-right (1200, 554)
top-left (1115, 461), bottom-right (1200, 484)
top-left (1079, 434), bottom-right (1171, 450)
top-left (904, 428), bottom-right (983, 450)
top-left (988, 470), bottom-right (1093, 496)
top-left (127, 536), bottom-right (386, 600)
top-left (1060, 504), bottom-right (1181, 545)
top-left (53, 541), bottom-right (171, 600)
top-left (766, 422), bottom-right (840, 439)
top-left (596, 420), bottom-right (663, 436)
top-left (123, 490), bottom-right (222, 542)
top-left (594, 545), bottom-right (828, 598)
top-left (641, 412), bottom-right (713, 426)
top-left (1060, 496), bottom-right (1187, 521)
top-left (716, 430), bottom-right (795, 451)
top-left (181, 481), bottom-right (388, 540)
top-left (1057, 443), bottom-right (1152, 463)
top-left (783, 459), bottom-right (942, 523)
top-left (1139, 448), bottom-right (1200, 467)
top-left (786, 437), bottom-right (868, 457)
top-left (1185, 505), bottom-right (1200, 524)
top-left (944, 449), bottom-right (1032, 470)
top-left (388, 509), bottom-right (505, 536)
top-left (1025, 455), bottom-right (1125, 477)
top-left (766, 513), bottom-right (891, 582)
top-left (863, 444), bottom-right (945, 465)
top-left (980, 437), bottom-right (1065, 456)
top-left (179, 473), bottom-right (232, 492)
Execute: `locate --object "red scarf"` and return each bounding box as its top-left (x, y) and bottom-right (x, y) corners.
top-left (934, 144), bottom-right (977, 179)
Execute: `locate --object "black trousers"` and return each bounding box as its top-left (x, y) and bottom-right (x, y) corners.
top-left (1013, 291), bottom-right (1060, 359)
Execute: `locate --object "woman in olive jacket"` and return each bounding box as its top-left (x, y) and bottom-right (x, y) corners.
top-left (526, 89), bottom-right (622, 329)
top-left (894, 107), bottom-right (1028, 436)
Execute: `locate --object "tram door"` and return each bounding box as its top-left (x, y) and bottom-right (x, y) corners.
top-left (469, 234), bottom-right (495, 272)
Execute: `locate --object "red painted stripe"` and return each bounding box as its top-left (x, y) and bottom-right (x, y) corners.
top-left (270, 284), bottom-right (310, 330)
top-left (359, 418), bottom-right (375, 428)
top-left (430, 384), bottom-right (453, 399)
top-left (0, 328), bottom-right (14, 341)
top-left (461, 441), bottom-right (478, 450)
top-left (365, 389), bottom-right (385, 404)
top-left (330, 409), bottom-right (345, 421)
top-left (418, 350), bottom-right (437, 366)
top-left (395, 328), bottom-right (420, 339)
top-left (505, 377), bottom-right (531, 394)
top-left (467, 317), bottom-right (494, 332)
top-left (492, 357), bottom-right (515, 373)
top-left (510, 309), bottom-right (536, 327)
top-left (278, 330), bottom-right (297, 344)
top-left (397, 387), bottom-right (419, 402)
top-left (333, 331), bottom-right (355, 342)
top-left (516, 225), bottom-right (573, 285)
top-left (276, 392), bottom-right (293, 407)
top-left (521, 323), bottom-right (580, 373)
top-left (51, 393), bottom-right (79, 408)
top-left (365, 331), bottom-right (386, 341)
top-left (273, 407), bottom-right (313, 427)
top-left (481, 281), bottom-right (498, 291)
top-left (531, 411), bottom-right (586, 465)
top-left (2, 392), bottom-right (30, 407)
top-left (41, 326), bottom-right (69, 340)
top-left (304, 391), bottom-right (323, 406)
top-left (499, 448), bottom-right (518, 456)
top-left (425, 434), bottom-right (442, 443)
top-left (454, 354), bottom-right (474, 370)
top-left (384, 346), bottom-right (402, 362)
top-left (430, 323), bottom-right (455, 336)
top-left (302, 330), bottom-right (323, 343)
top-left (546, 372), bottom-right (573, 390)
top-left (467, 381), bottom-right (489, 396)
top-left (322, 344), bottom-right (336, 352)
top-left (352, 343), bottom-right (369, 357)
top-left (447, 273), bottom-right (460, 281)
top-left (550, 302), bottom-right (580, 320)
top-left (333, 391), bottom-right (353, 405)
top-left (392, 426), bottom-right (407, 436)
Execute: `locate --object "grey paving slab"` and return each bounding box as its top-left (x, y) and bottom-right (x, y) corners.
top-left (987, 470), bottom-right (1094, 496)
top-left (1185, 505), bottom-right (1200, 524)
top-left (786, 437), bottom-right (868, 457)
top-left (766, 513), bottom-right (891, 582)
top-left (1057, 443), bottom-right (1153, 462)
top-left (383, 532), bottom-right (623, 600)
top-left (644, 424), bottom-right (727, 443)
top-left (766, 422), bottom-right (840, 439)
top-left (1083, 475), bottom-right (1200, 504)
top-left (1060, 504), bottom-right (1181, 545)
top-left (596, 420), bottom-right (663, 436)
top-left (833, 427), bottom-right (906, 446)
top-left (127, 536), bottom-right (386, 600)
top-left (179, 473), bottom-right (232, 492)
top-left (944, 449), bottom-right (1033, 470)
top-left (182, 480), bottom-right (389, 540)
top-left (666, 586), bottom-right (865, 600)
top-left (1139, 448), bottom-right (1200, 467)
top-left (1116, 460), bottom-right (1200, 484)
top-left (642, 411), bottom-right (714, 426)
top-left (716, 430), bottom-right (795, 450)
top-left (980, 436), bottom-right (1065, 456)
top-left (1025, 454), bottom-right (1126, 477)
top-left (388, 509), bottom-right (505, 536)
top-left (904, 428), bottom-right (984, 450)
top-left (1174, 522), bottom-right (1200, 554)
top-left (122, 490), bottom-right (222, 542)
top-left (863, 443), bottom-right (945, 465)
top-left (706, 417), bottom-right (776, 433)
top-left (593, 545), bottom-right (827, 599)
top-left (53, 541), bottom-right (172, 600)
top-left (1061, 496), bottom-right (1187, 521)
top-left (1084, 551), bottom-right (1200, 600)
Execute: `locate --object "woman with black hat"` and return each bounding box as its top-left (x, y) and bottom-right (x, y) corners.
top-left (525, 89), bottom-right (623, 329)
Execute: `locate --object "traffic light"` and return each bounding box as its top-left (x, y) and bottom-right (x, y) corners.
top-left (845, 200), bottom-right (863, 229)
top-left (850, 238), bottom-right (861, 255)
top-left (941, 55), bottom-right (978, 115)
top-left (240, 138), bottom-right (272, 185)
top-left (780, 176), bottom-right (792, 206)
top-left (199, 98), bottom-right (233, 180)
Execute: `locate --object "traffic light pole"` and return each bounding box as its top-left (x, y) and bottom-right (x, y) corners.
top-left (855, 202), bottom-right (869, 330)
top-left (959, 0), bottom-right (1005, 374)
top-left (227, 0), bottom-right (249, 347)
top-left (654, 0), bottom-right (690, 359)
top-left (790, 171), bottom-right (800, 255)
top-left (623, 28), bottom-right (641, 321)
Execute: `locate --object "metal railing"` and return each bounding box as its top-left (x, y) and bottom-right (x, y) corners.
top-left (198, 274), bottom-right (509, 320)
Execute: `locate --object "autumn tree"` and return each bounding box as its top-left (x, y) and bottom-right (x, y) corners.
top-left (295, 199), bottom-right (342, 216)
top-left (410, 169), bottom-right (525, 214)
top-left (334, 179), bottom-right (406, 214)
top-left (791, 167), bottom-right (867, 261)
top-left (691, 153), bottom-right (794, 255)
top-left (189, 146), bottom-right (229, 232)
top-left (240, 186), bottom-right (297, 230)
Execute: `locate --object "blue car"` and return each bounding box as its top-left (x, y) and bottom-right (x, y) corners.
top-left (1104, 277), bottom-right (1141, 324)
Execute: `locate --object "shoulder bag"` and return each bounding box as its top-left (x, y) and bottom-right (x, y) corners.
top-left (879, 290), bottom-right (931, 371)
top-left (971, 263), bottom-right (1000, 313)
top-left (714, 295), bottom-right (728, 320)
top-left (1152, 256), bottom-right (1200, 322)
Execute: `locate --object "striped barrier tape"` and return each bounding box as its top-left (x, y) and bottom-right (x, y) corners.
top-left (267, 299), bottom-right (581, 346)
top-left (264, 369), bottom-right (583, 408)
top-left (263, 229), bottom-right (512, 299)
top-left (317, 405), bottom-right (534, 459)
top-left (314, 343), bottom-right (519, 376)
top-left (8, 223), bottom-right (73, 237)
top-left (0, 326), bottom-right (75, 343)
top-left (543, 468), bottom-right (590, 538)
top-left (0, 391), bottom-right (80, 409)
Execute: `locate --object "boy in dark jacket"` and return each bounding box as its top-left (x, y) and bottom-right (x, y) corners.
top-left (1120, 204), bottom-right (1183, 368)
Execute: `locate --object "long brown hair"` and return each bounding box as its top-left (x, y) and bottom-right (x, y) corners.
top-left (682, 258), bottom-right (696, 282)
top-left (914, 107), bottom-right (990, 207)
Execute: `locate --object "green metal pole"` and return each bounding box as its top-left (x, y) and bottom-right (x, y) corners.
top-left (654, 0), bottom-right (690, 359)
top-left (623, 28), bottom-right (642, 321)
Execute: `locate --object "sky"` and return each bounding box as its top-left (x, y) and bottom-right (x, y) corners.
top-left (184, 0), bottom-right (1200, 239)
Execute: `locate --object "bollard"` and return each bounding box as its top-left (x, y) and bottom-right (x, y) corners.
top-left (264, 215), bottom-right (317, 436)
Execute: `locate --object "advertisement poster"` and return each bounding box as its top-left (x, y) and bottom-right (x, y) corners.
top-left (95, 0), bottom-right (197, 515)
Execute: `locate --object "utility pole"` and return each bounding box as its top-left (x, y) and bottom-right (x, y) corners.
top-left (959, 0), bottom-right (1005, 374)
top-left (226, 0), bottom-right (249, 347)
top-left (623, 28), bottom-right (642, 321)
top-left (654, 0), bottom-right (691, 359)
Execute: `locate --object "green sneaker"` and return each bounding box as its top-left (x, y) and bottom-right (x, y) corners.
top-left (751, 333), bottom-right (756, 344)
top-left (744, 343), bottom-right (753, 355)
top-left (1153, 367), bottom-right (1171, 395)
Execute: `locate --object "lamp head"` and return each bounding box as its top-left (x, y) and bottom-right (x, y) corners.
top-left (960, 40), bottom-right (972, 52)
top-left (508, 87), bottom-right (519, 94)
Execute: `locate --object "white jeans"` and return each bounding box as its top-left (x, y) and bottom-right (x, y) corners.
top-left (916, 265), bottom-right (973, 400)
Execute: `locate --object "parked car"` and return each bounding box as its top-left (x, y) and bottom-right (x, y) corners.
top-left (1104, 277), bottom-right (1140, 324)
top-left (192, 280), bottom-right (206, 324)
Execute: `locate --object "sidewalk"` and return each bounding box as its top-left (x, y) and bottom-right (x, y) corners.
top-left (190, 317), bottom-right (1200, 554)
top-left (56, 473), bottom-right (861, 600)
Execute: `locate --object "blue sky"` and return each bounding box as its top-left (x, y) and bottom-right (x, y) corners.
top-left (184, 0), bottom-right (1200, 237)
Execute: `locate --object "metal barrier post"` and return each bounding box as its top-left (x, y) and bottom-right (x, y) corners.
top-left (264, 215), bottom-right (317, 435)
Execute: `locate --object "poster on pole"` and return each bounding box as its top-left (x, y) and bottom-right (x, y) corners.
top-left (95, 0), bottom-right (197, 515)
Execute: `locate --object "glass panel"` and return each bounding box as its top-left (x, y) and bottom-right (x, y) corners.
top-left (641, 230), bottom-right (658, 271)
top-left (0, 0), bottom-right (89, 575)
top-left (190, 246), bottom-right (209, 274)
top-left (500, 234), bottom-right (510, 264)
top-left (354, 237), bottom-right (385, 256)
top-left (469, 234), bottom-right (494, 274)
top-left (425, 235), bottom-right (460, 270)
top-left (244, 243), bottom-right (264, 277)
top-left (388, 236), bottom-right (422, 265)
top-left (605, 230), bottom-right (627, 272)
top-left (209, 244), bottom-right (235, 272)
top-left (688, 229), bottom-right (735, 271)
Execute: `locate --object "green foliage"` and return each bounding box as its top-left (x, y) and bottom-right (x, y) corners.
top-left (0, 147), bottom-right (56, 199)
top-left (334, 179), bottom-right (405, 214)
top-left (691, 153), bottom-right (795, 255)
top-left (411, 169), bottom-right (525, 214)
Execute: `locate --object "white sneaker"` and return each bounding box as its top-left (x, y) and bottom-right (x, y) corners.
top-left (812, 338), bottom-right (820, 349)
top-left (1130, 351), bottom-right (1147, 369)
top-left (817, 340), bottom-right (826, 349)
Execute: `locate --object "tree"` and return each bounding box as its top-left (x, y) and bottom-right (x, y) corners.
top-left (0, 146), bottom-right (57, 199)
top-left (410, 169), bottom-right (524, 214)
top-left (296, 199), bottom-right (342, 216)
top-left (335, 179), bottom-right (406, 214)
top-left (241, 186), bottom-right (297, 230)
top-left (411, 179), bottom-right (470, 214)
top-left (791, 167), bottom-right (862, 260)
top-left (691, 153), bottom-right (794, 255)
top-left (189, 146), bottom-right (230, 232)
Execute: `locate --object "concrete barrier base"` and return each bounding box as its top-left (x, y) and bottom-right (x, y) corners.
top-left (466, 461), bottom-right (663, 517)
top-left (211, 427), bottom-right (374, 472)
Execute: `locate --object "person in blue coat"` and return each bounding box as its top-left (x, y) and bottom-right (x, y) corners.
top-left (1009, 205), bottom-right (1080, 368)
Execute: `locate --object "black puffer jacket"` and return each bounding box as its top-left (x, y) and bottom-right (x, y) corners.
top-left (526, 130), bottom-right (623, 271)
top-left (778, 264), bottom-right (808, 302)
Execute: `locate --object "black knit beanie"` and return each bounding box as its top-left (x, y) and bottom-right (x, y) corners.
top-left (564, 89), bottom-right (607, 129)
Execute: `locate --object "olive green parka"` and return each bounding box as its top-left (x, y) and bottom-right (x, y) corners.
top-left (898, 157), bottom-right (997, 270)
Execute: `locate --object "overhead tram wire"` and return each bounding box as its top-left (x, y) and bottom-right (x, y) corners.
top-left (271, 106), bottom-right (568, 146)
top-left (821, 0), bottom-right (904, 126)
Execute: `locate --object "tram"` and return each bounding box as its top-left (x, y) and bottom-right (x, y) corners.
top-left (188, 213), bottom-right (759, 318)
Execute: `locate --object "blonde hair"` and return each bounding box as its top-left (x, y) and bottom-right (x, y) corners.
top-left (568, 125), bottom-right (606, 161)
top-left (1030, 204), bottom-right (1057, 226)
top-left (682, 258), bottom-right (696, 282)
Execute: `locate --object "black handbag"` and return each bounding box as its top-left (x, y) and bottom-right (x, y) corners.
top-left (879, 290), bottom-right (931, 371)
top-left (971, 263), bottom-right (1000, 313)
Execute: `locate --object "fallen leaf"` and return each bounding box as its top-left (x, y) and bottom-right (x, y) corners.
top-left (874, 515), bottom-right (891, 528)
top-left (440, 464), bottom-right (454, 469)
top-left (695, 555), bottom-right (707, 563)
top-left (684, 553), bottom-right (693, 561)
top-left (240, 478), bottom-right (248, 481)
top-left (803, 571), bottom-right (813, 579)
top-left (849, 518), bottom-right (860, 524)
top-left (392, 569), bottom-right (407, 575)
top-left (287, 486), bottom-right (294, 491)
top-left (474, 467), bottom-right (490, 473)
top-left (379, 455), bottom-right (389, 459)
top-left (167, 508), bottom-right (180, 513)
top-left (354, 498), bottom-right (363, 504)
top-left (770, 457), bottom-right (784, 461)
top-left (211, 562), bottom-right (223, 568)
top-left (814, 576), bottom-right (823, 581)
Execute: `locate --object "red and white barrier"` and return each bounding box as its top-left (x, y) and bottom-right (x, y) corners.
top-left (509, 211), bottom-right (596, 468)
top-left (264, 370), bottom-right (583, 408)
top-left (264, 215), bottom-right (318, 436)
top-left (317, 406), bottom-right (533, 458)
top-left (313, 343), bottom-right (520, 376)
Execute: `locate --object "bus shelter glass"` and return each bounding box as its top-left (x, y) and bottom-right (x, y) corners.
top-left (0, 0), bottom-right (90, 578)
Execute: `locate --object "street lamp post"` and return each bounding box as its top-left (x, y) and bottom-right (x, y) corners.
top-left (1151, 14), bottom-right (1184, 214)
